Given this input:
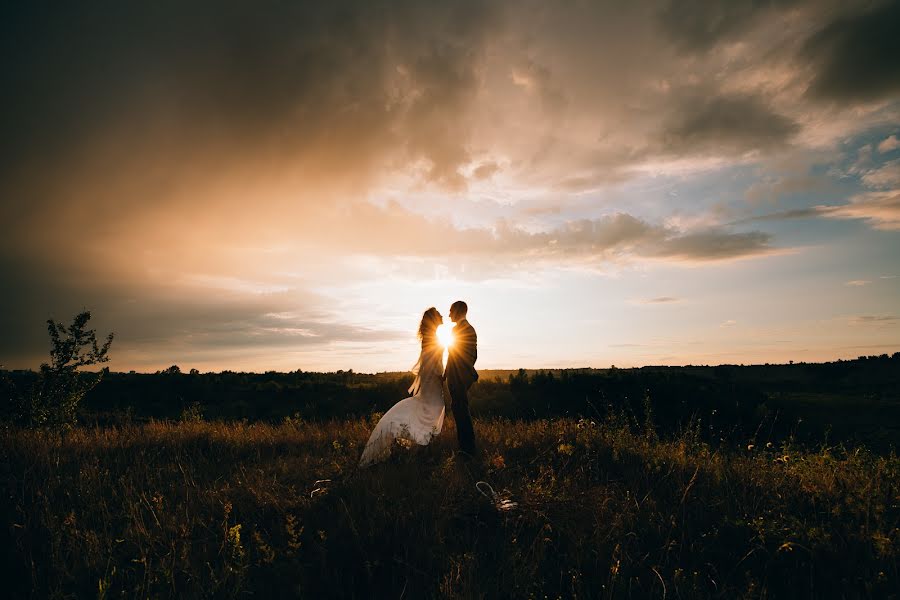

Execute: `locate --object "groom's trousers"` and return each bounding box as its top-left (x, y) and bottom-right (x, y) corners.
top-left (448, 380), bottom-right (477, 454)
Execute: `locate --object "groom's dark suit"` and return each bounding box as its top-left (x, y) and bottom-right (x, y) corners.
top-left (445, 319), bottom-right (478, 454)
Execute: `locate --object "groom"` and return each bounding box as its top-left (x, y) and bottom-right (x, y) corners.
top-left (445, 300), bottom-right (478, 455)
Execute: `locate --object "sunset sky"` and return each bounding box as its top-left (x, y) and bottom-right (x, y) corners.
top-left (2, 0), bottom-right (899, 373)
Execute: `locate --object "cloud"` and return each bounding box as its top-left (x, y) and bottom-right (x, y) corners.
top-left (647, 228), bottom-right (775, 262)
top-left (472, 161), bottom-right (501, 180)
top-left (802, 1), bottom-right (900, 103)
top-left (2, 0), bottom-right (896, 205)
top-left (2, 0), bottom-right (899, 371)
top-left (736, 191), bottom-right (900, 230)
top-left (2, 0), bottom-right (894, 210)
top-left (849, 315), bottom-right (897, 325)
top-left (490, 215), bottom-right (776, 265)
top-left (720, 320), bottom-right (737, 327)
top-left (0, 185), bottom-right (779, 368)
top-left (744, 172), bottom-right (829, 205)
top-left (845, 280), bottom-right (871, 286)
top-left (817, 192), bottom-right (900, 230)
top-left (731, 207), bottom-right (820, 224)
top-left (662, 93), bottom-right (799, 155)
top-left (510, 59), bottom-right (567, 114)
top-left (0, 0), bottom-right (498, 194)
top-left (657, 0), bottom-right (802, 52)
top-left (639, 297), bottom-right (682, 304)
top-left (861, 159), bottom-right (900, 189)
top-left (296, 202), bottom-right (778, 267)
top-left (0, 255), bottom-right (406, 368)
top-left (878, 135), bottom-right (900, 153)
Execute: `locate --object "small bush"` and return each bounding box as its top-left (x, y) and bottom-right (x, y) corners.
top-left (6, 311), bottom-right (113, 427)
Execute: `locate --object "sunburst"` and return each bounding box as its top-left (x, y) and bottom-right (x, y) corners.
top-left (436, 323), bottom-right (455, 348)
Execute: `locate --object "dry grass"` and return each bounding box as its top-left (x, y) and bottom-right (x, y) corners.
top-left (1, 416), bottom-right (898, 598)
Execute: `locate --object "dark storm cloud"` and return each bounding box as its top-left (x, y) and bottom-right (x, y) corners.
top-left (802, 1), bottom-right (900, 103)
top-left (663, 93), bottom-right (800, 155)
top-left (3, 0), bottom-right (896, 199)
top-left (657, 0), bottom-right (801, 52)
top-left (0, 0), bottom-right (497, 186)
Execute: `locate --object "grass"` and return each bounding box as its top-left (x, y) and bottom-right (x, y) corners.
top-left (1, 415), bottom-right (898, 598)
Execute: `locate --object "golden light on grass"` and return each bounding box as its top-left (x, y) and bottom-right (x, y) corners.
top-left (436, 323), bottom-right (455, 348)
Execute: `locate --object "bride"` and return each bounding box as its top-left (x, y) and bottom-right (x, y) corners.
top-left (359, 307), bottom-right (447, 467)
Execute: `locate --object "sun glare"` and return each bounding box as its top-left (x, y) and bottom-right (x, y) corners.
top-left (437, 323), bottom-right (455, 348)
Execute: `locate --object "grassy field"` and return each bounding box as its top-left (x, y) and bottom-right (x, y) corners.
top-left (2, 415), bottom-right (898, 599)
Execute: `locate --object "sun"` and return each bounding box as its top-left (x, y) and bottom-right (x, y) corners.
top-left (436, 323), bottom-right (455, 348)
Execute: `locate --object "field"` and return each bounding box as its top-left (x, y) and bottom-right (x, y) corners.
top-left (2, 413), bottom-right (898, 599)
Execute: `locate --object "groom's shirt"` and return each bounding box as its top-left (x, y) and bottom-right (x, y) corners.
top-left (447, 319), bottom-right (478, 387)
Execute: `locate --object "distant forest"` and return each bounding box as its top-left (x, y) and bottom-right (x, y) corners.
top-left (4, 354), bottom-right (898, 450)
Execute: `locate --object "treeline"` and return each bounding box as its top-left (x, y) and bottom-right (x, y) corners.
top-left (4, 354), bottom-right (898, 448)
top-left (478, 357), bottom-right (900, 449)
top-left (3, 368), bottom-right (411, 424)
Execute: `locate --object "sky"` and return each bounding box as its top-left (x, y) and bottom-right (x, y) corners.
top-left (1, 0), bottom-right (899, 373)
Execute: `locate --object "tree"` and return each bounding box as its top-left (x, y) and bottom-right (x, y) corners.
top-left (11, 311), bottom-right (113, 427)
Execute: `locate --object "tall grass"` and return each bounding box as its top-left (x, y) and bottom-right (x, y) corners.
top-left (1, 415), bottom-right (897, 598)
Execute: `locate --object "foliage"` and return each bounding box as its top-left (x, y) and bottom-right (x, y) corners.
top-left (1, 416), bottom-right (897, 598)
top-left (4, 311), bottom-right (113, 427)
top-left (179, 401), bottom-right (204, 423)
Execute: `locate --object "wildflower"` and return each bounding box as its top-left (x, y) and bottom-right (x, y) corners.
top-left (557, 443), bottom-right (575, 456)
top-left (227, 524), bottom-right (244, 560)
top-left (285, 514), bottom-right (303, 552)
top-left (253, 530), bottom-right (276, 564)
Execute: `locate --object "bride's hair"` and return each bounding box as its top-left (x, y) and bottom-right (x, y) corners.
top-left (417, 307), bottom-right (441, 345)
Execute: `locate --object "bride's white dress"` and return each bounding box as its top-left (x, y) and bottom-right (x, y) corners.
top-left (359, 343), bottom-right (446, 467)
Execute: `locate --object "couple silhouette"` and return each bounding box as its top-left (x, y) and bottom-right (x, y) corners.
top-left (359, 300), bottom-right (478, 466)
